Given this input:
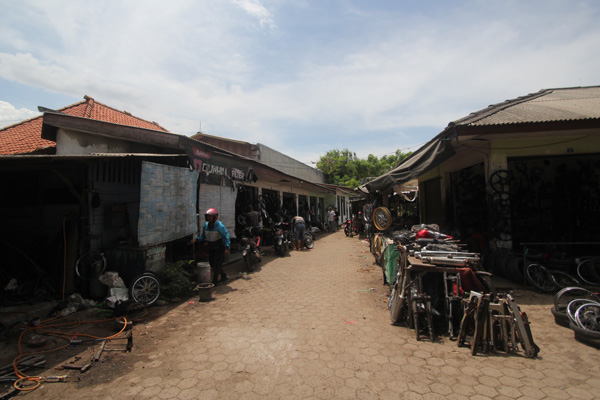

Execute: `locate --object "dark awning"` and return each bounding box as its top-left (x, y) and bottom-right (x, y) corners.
top-left (361, 130), bottom-right (456, 193)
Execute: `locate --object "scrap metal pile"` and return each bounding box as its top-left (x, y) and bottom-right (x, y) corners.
top-left (0, 314), bottom-right (134, 398)
top-left (382, 224), bottom-right (539, 358)
top-left (457, 291), bottom-right (539, 357)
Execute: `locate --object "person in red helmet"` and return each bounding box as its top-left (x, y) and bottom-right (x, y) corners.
top-left (192, 208), bottom-right (230, 284)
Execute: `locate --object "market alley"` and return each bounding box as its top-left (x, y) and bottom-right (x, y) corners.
top-left (19, 231), bottom-right (600, 400)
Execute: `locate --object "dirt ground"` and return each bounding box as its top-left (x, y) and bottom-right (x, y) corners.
top-left (0, 299), bottom-right (178, 392)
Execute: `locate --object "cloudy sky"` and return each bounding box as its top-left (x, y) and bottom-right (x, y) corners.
top-left (1, 1), bottom-right (598, 165)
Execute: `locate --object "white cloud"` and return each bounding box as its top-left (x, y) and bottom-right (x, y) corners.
top-left (0, 1), bottom-right (599, 163)
top-left (231, 0), bottom-right (276, 29)
top-left (0, 100), bottom-right (39, 128)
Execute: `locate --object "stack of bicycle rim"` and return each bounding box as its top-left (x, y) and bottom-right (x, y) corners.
top-left (551, 286), bottom-right (600, 348)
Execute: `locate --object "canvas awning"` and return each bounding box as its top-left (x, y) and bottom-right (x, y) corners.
top-left (361, 130), bottom-right (456, 193)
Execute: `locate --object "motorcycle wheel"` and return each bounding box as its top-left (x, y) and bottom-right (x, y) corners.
top-left (244, 254), bottom-right (255, 272)
top-left (304, 234), bottom-right (314, 249)
top-left (275, 244), bottom-right (286, 257)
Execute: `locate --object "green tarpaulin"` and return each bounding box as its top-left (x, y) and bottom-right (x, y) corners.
top-left (383, 244), bottom-right (400, 285)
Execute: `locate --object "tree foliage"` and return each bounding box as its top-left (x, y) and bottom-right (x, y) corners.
top-left (316, 148), bottom-right (412, 188)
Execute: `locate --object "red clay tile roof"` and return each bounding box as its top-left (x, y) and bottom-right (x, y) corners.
top-left (0, 95), bottom-right (170, 155)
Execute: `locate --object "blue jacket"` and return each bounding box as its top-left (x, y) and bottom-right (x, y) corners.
top-left (198, 220), bottom-right (230, 249)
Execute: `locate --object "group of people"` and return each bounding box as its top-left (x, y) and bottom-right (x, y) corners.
top-left (193, 206), bottom-right (325, 285)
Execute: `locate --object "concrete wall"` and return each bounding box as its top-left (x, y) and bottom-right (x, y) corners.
top-left (258, 144), bottom-right (326, 183)
top-left (55, 128), bottom-right (167, 155)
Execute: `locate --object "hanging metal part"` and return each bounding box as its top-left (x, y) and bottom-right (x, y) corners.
top-left (419, 250), bottom-right (480, 258)
top-left (420, 257), bottom-right (481, 266)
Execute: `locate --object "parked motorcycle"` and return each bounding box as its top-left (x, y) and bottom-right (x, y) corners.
top-left (240, 227), bottom-right (262, 271)
top-left (273, 221), bottom-right (293, 257)
top-left (343, 218), bottom-right (357, 237)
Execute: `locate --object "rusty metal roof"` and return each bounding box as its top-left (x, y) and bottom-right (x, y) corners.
top-left (454, 86), bottom-right (600, 127)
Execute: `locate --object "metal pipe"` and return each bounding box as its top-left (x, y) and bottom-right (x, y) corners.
top-left (420, 250), bottom-right (479, 258)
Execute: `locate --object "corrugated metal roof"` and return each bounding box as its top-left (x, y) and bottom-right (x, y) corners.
top-left (455, 86), bottom-right (600, 127)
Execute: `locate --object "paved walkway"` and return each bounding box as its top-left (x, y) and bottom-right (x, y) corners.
top-left (23, 231), bottom-right (600, 399)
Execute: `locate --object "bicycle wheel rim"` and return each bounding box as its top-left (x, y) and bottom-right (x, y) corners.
top-left (575, 302), bottom-right (600, 331)
top-left (550, 271), bottom-right (581, 290)
top-left (526, 263), bottom-right (556, 293)
top-left (577, 258), bottom-right (600, 285)
top-left (129, 274), bottom-right (160, 305)
top-left (75, 251), bottom-right (107, 280)
top-left (567, 299), bottom-right (593, 323)
top-left (554, 287), bottom-right (597, 312)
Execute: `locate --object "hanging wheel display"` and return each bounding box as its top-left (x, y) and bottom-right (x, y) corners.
top-left (373, 207), bottom-right (392, 231)
top-left (489, 169), bottom-right (514, 193)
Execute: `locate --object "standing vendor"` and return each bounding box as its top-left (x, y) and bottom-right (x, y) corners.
top-left (245, 205), bottom-right (262, 235)
top-left (192, 208), bottom-right (230, 285)
top-left (327, 207), bottom-right (336, 233)
top-left (292, 215), bottom-right (306, 250)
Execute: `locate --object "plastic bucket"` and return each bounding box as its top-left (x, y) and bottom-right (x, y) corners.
top-left (196, 283), bottom-right (214, 302)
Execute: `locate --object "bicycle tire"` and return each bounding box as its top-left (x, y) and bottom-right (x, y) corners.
top-left (550, 271), bottom-right (581, 290)
top-left (550, 306), bottom-right (570, 328)
top-left (577, 258), bottom-right (600, 285)
top-left (129, 273), bottom-right (160, 305)
top-left (75, 251), bottom-right (107, 280)
top-left (569, 320), bottom-right (600, 348)
top-left (389, 276), bottom-right (404, 325)
top-left (525, 263), bottom-right (556, 293)
top-left (388, 279), bottom-right (397, 310)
